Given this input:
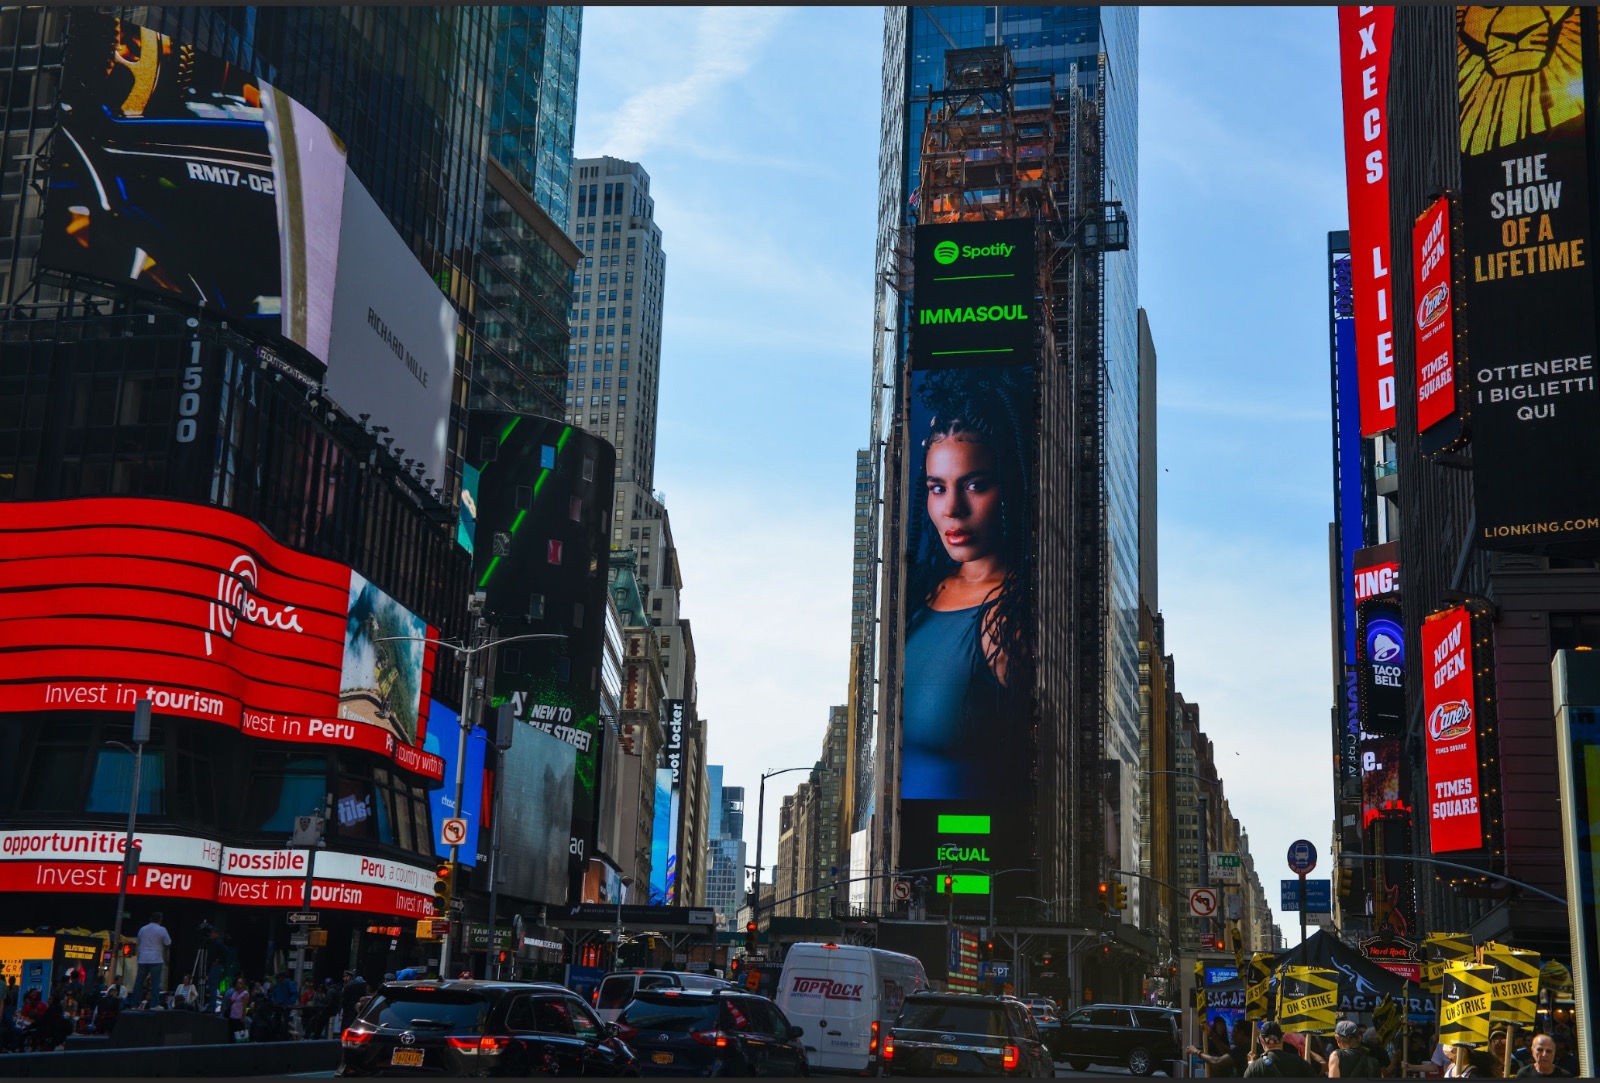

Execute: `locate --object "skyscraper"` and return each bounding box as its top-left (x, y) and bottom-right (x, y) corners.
top-left (867, 7), bottom-right (1140, 935)
top-left (705, 766), bottom-right (748, 929)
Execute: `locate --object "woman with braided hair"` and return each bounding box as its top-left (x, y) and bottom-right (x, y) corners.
top-left (901, 366), bottom-right (1034, 801)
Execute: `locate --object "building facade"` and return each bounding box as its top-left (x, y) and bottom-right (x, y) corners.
top-left (869, 7), bottom-right (1141, 938)
top-left (0, 3), bottom-right (520, 986)
top-left (704, 767), bottom-right (748, 929)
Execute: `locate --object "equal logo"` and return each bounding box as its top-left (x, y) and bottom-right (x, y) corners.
top-left (790, 978), bottom-right (864, 1001)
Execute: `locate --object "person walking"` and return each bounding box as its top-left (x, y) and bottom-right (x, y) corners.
top-left (1327, 1020), bottom-right (1384, 1077)
top-left (1515, 1034), bottom-right (1571, 1078)
top-left (226, 977), bottom-right (250, 1041)
top-left (132, 911), bottom-right (172, 1004)
top-left (1244, 1021), bottom-right (1319, 1078)
top-left (338, 972), bottom-right (368, 1031)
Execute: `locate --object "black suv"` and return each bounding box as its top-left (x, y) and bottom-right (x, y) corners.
top-left (338, 980), bottom-right (639, 1077)
top-left (885, 993), bottom-right (1052, 1077)
top-left (1053, 1003), bottom-right (1181, 1076)
top-left (615, 989), bottom-right (808, 1077)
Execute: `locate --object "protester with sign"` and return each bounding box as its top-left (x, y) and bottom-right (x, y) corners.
top-left (1326, 1019), bottom-right (1384, 1077)
top-left (1244, 1021), bottom-right (1319, 1078)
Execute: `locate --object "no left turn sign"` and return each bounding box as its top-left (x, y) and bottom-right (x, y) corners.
top-left (441, 818), bottom-right (468, 847)
top-left (1188, 887), bottom-right (1219, 918)
top-left (892, 880), bottom-right (912, 901)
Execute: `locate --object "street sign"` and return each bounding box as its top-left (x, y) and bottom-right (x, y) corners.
top-left (441, 818), bottom-right (469, 847)
top-left (289, 932), bottom-right (310, 947)
top-left (431, 918), bottom-right (451, 938)
top-left (892, 880), bottom-right (912, 902)
top-left (1224, 893), bottom-right (1243, 921)
top-left (1188, 887), bottom-right (1220, 918)
top-left (1280, 878), bottom-right (1332, 913)
top-left (287, 912), bottom-right (321, 926)
top-left (1287, 839), bottom-right (1318, 875)
top-left (1209, 853), bottom-right (1241, 884)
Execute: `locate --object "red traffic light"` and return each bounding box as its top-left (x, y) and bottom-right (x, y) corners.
top-left (943, 875), bottom-right (954, 892)
top-left (745, 921), bottom-right (756, 934)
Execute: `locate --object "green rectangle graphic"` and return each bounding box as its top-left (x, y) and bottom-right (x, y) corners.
top-left (936, 874), bottom-right (991, 895)
top-left (936, 815), bottom-right (991, 835)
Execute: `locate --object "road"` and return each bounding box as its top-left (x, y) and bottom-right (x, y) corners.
top-left (1053, 1064), bottom-right (1171, 1077)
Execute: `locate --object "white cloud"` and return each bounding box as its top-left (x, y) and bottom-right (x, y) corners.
top-left (587, 7), bottom-right (788, 162)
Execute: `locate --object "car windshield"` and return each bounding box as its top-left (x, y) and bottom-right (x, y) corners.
top-left (897, 1002), bottom-right (1004, 1037)
top-left (617, 997), bottom-right (721, 1033)
top-left (362, 991), bottom-right (489, 1032)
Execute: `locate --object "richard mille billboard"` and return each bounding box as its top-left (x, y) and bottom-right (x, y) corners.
top-left (41, 11), bottom-right (456, 481)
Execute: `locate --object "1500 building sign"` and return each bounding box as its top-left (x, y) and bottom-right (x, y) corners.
top-left (0, 498), bottom-right (445, 781)
top-left (1456, 6), bottom-right (1600, 551)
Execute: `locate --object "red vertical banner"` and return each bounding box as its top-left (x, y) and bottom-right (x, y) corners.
top-left (1412, 195), bottom-right (1457, 432)
top-left (1339, 6), bottom-right (1397, 436)
top-left (1421, 607), bottom-right (1482, 853)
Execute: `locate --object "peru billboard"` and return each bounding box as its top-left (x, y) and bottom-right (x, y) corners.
top-left (0, 497), bottom-right (444, 781)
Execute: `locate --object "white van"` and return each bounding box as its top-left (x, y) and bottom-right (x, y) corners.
top-left (776, 943), bottom-right (930, 1075)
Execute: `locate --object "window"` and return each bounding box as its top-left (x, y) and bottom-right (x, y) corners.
top-left (87, 747), bottom-right (166, 814)
top-left (244, 753), bottom-right (327, 833)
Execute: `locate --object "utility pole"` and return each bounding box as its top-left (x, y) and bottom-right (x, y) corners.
top-left (108, 699), bottom-right (151, 984)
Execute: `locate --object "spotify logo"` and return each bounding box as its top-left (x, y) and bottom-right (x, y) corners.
top-left (933, 240), bottom-right (960, 265)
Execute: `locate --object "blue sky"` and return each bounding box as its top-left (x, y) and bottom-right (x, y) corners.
top-left (574, 6), bottom-right (1347, 942)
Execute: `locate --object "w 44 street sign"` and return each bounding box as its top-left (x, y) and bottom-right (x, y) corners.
top-left (1209, 853), bottom-right (1241, 883)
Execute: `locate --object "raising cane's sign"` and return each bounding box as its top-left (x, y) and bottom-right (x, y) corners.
top-left (1413, 195), bottom-right (1459, 432)
top-left (0, 498), bottom-right (443, 781)
top-left (1421, 607), bottom-right (1482, 852)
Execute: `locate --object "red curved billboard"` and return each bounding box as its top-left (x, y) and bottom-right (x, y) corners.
top-left (0, 498), bottom-right (444, 780)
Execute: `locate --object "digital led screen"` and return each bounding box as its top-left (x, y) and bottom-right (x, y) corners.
top-left (911, 220), bottom-right (1036, 370)
top-left (1421, 606), bottom-right (1482, 852)
top-left (424, 699), bottom-right (487, 867)
top-left (896, 324), bottom-right (1036, 901)
top-left (41, 13), bottom-right (458, 483)
top-left (1456, 6), bottom-right (1600, 551)
top-left (1413, 195), bottom-right (1459, 433)
top-left (649, 767), bottom-right (675, 906)
top-left (1357, 597), bottom-right (1405, 736)
top-left (495, 724), bottom-right (574, 904)
top-left (0, 498), bottom-right (443, 780)
top-left (1338, 6), bottom-right (1397, 435)
top-left (470, 411), bottom-right (615, 898)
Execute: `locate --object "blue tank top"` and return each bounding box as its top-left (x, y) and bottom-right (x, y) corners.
top-left (902, 603), bottom-right (1018, 800)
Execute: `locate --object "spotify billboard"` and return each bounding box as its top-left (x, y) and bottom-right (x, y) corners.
top-left (899, 220), bottom-right (1039, 905)
top-left (912, 221), bottom-right (1036, 370)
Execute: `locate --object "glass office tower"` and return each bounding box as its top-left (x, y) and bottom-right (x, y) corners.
top-left (867, 6), bottom-right (1141, 920)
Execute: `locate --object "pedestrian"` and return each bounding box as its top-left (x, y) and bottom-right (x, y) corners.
top-left (133, 911), bottom-right (172, 1004)
top-left (172, 973), bottom-right (199, 1010)
top-left (1244, 1021), bottom-right (1319, 1078)
top-left (1326, 1020), bottom-right (1384, 1077)
top-left (1515, 1033), bottom-right (1571, 1077)
top-left (1188, 1018), bottom-right (1253, 1077)
top-left (103, 975), bottom-right (130, 1008)
top-left (1, 976), bottom-right (17, 1029)
top-left (339, 972), bottom-right (368, 1031)
top-left (226, 977), bottom-right (250, 1041)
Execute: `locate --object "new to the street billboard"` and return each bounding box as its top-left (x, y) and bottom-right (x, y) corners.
top-left (1456, 6), bottom-right (1600, 551)
top-left (41, 12), bottom-right (459, 483)
top-left (1412, 195), bottom-right (1460, 434)
top-left (896, 359), bottom-right (1036, 900)
top-left (470, 411), bottom-right (615, 895)
top-left (0, 497), bottom-right (443, 781)
top-left (911, 220), bottom-right (1036, 370)
top-left (1421, 606), bottom-right (1482, 853)
top-left (1338, 6), bottom-right (1397, 435)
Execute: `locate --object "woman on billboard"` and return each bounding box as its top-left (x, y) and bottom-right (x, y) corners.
top-left (902, 367), bottom-right (1033, 800)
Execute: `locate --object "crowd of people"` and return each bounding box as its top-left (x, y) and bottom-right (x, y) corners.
top-left (1, 912), bottom-right (396, 1053)
top-left (1187, 1015), bottom-right (1582, 1078)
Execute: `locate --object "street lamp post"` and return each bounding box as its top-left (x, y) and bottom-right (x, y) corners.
top-left (750, 765), bottom-right (815, 948)
top-left (380, 614), bottom-right (568, 978)
top-left (107, 698), bottom-right (151, 985)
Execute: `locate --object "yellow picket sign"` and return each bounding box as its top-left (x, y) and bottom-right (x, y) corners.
top-left (1194, 960), bottom-right (1207, 1011)
top-left (1481, 943), bottom-right (1540, 1025)
top-left (1373, 994), bottom-right (1402, 1046)
top-left (1422, 933), bottom-right (1474, 994)
top-left (1439, 962), bottom-right (1494, 1047)
top-left (1279, 966), bottom-right (1339, 1034)
top-left (1245, 953), bottom-right (1273, 1022)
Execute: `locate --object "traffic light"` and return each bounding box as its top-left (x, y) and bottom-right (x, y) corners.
top-left (1096, 881), bottom-right (1110, 915)
top-left (433, 862), bottom-right (453, 915)
top-left (1040, 950), bottom-right (1053, 968)
top-left (729, 958), bottom-right (742, 975)
top-left (943, 875), bottom-right (954, 895)
top-left (745, 921), bottom-right (758, 952)
top-left (1113, 882), bottom-right (1128, 912)
top-left (1336, 864), bottom-right (1355, 898)
top-left (982, 939), bottom-right (995, 962)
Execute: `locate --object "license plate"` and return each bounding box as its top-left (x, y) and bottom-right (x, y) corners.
top-left (652, 1052), bottom-right (674, 1064)
top-left (390, 1049), bottom-right (425, 1067)
top-left (936, 1052), bottom-right (958, 1065)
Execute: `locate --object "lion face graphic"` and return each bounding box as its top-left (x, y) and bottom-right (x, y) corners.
top-left (1458, 6), bottom-right (1585, 156)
